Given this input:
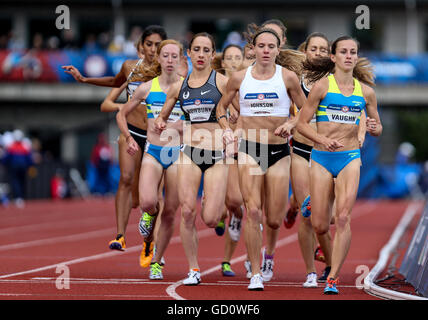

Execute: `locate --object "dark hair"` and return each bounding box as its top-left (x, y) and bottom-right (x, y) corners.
top-left (303, 35), bottom-right (375, 86)
top-left (222, 44), bottom-right (243, 60)
top-left (331, 35), bottom-right (359, 54)
top-left (212, 44), bottom-right (243, 74)
top-left (261, 19), bottom-right (287, 39)
top-left (189, 32), bottom-right (216, 52)
top-left (136, 25), bottom-right (167, 47)
top-left (303, 32), bottom-right (330, 52)
top-left (252, 27), bottom-right (281, 47)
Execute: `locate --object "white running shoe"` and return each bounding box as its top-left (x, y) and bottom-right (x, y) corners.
top-left (303, 272), bottom-right (318, 288)
top-left (261, 249), bottom-right (274, 282)
top-left (228, 214), bottom-right (242, 242)
top-left (244, 260), bottom-right (252, 279)
top-left (248, 273), bottom-right (264, 291)
top-left (183, 269), bottom-right (201, 286)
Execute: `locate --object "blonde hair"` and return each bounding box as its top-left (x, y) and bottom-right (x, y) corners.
top-left (129, 39), bottom-right (184, 82)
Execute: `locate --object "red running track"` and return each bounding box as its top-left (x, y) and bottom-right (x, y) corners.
top-left (0, 197), bottom-right (423, 300)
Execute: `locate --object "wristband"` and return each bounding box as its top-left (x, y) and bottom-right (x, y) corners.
top-left (217, 114), bottom-right (227, 121)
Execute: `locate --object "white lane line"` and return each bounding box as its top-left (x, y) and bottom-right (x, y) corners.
top-left (0, 227), bottom-right (118, 251)
top-left (166, 200), bottom-right (379, 300)
top-left (0, 277), bottom-right (359, 289)
top-left (0, 228), bottom-right (213, 280)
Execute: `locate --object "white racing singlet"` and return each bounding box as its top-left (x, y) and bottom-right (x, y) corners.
top-left (239, 64), bottom-right (291, 117)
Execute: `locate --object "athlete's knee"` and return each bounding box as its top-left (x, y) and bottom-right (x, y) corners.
top-left (202, 214), bottom-right (218, 228)
top-left (266, 216), bottom-right (281, 230)
top-left (225, 194), bottom-right (242, 213)
top-left (246, 206), bottom-right (262, 224)
top-left (335, 211), bottom-right (351, 230)
top-left (181, 203), bottom-right (196, 226)
top-left (139, 194), bottom-right (158, 213)
top-left (312, 220), bottom-right (329, 235)
top-left (119, 171), bottom-right (134, 187)
top-left (161, 207), bottom-right (175, 225)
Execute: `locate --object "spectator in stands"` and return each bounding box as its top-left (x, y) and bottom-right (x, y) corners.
top-left (222, 31), bottom-right (246, 50)
top-left (61, 29), bottom-right (79, 50)
top-left (108, 34), bottom-right (125, 54)
top-left (82, 33), bottom-right (102, 54)
top-left (123, 26), bottom-right (142, 56)
top-left (2, 129), bottom-right (33, 208)
top-left (51, 168), bottom-right (68, 199)
top-left (90, 133), bottom-right (114, 195)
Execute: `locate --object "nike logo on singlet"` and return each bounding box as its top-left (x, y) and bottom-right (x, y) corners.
top-left (201, 90), bottom-right (211, 95)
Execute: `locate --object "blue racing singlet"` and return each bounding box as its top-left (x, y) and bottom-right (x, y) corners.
top-left (145, 76), bottom-right (184, 122)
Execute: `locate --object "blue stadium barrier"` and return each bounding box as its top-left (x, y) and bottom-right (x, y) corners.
top-left (399, 201), bottom-right (428, 298)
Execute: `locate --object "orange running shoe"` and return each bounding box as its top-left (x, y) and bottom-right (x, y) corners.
top-left (139, 241), bottom-right (154, 268)
top-left (109, 234), bottom-right (126, 251)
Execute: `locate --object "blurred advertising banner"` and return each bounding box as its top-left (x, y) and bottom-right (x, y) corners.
top-left (0, 49), bottom-right (134, 82)
top-left (2, 49), bottom-right (428, 84)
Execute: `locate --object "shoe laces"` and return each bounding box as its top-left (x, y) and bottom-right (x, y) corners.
top-left (327, 277), bottom-right (339, 288)
top-left (188, 269), bottom-right (200, 277)
top-left (251, 273), bottom-right (263, 283)
top-left (222, 263), bottom-right (233, 272)
top-left (151, 262), bottom-right (163, 274)
top-left (262, 258), bottom-right (273, 272)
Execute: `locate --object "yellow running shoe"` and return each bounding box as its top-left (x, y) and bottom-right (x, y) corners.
top-left (139, 241), bottom-right (154, 268)
top-left (109, 234), bottom-right (126, 251)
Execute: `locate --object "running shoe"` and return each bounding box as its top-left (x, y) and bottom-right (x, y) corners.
top-left (283, 207), bottom-right (298, 229)
top-left (139, 211), bottom-right (155, 238)
top-left (314, 245), bottom-right (326, 263)
top-left (318, 266), bottom-right (331, 283)
top-left (261, 249), bottom-right (274, 282)
top-left (215, 220), bottom-right (225, 236)
top-left (221, 262), bottom-right (235, 277)
top-left (139, 241), bottom-right (154, 268)
top-left (244, 260), bottom-right (252, 279)
top-left (108, 234), bottom-right (126, 251)
top-left (183, 269), bottom-right (201, 286)
top-left (301, 195), bottom-right (311, 218)
top-left (149, 262), bottom-right (164, 280)
top-left (248, 273), bottom-right (264, 291)
top-left (303, 272), bottom-right (318, 288)
top-left (228, 214), bottom-right (242, 241)
top-left (324, 277), bottom-right (339, 295)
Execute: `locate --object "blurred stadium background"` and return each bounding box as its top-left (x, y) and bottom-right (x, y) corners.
top-left (0, 0), bottom-right (427, 205)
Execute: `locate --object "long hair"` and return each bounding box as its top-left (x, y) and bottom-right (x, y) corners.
top-left (131, 39), bottom-right (184, 82)
top-left (243, 24), bottom-right (305, 77)
top-left (303, 35), bottom-right (375, 86)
